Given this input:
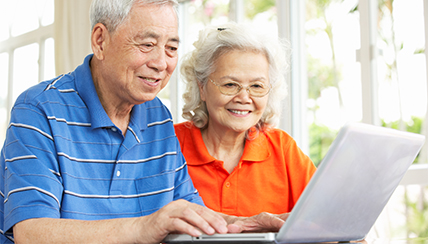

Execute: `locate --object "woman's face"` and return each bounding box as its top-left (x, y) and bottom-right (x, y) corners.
top-left (200, 49), bottom-right (270, 135)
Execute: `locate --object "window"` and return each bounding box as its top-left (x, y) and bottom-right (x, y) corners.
top-left (0, 0), bottom-right (427, 238)
top-left (305, 0), bottom-right (362, 165)
top-left (166, 0), bottom-right (278, 122)
top-left (0, 0), bottom-right (55, 143)
top-left (174, 0), bottom-right (428, 239)
top-left (0, 53), bottom-right (8, 142)
top-left (375, 0), bottom-right (428, 238)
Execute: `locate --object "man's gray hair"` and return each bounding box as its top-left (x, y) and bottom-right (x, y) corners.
top-left (90, 0), bottom-right (178, 32)
top-left (180, 22), bottom-right (290, 132)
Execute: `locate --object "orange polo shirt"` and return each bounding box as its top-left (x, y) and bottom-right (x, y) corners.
top-left (174, 121), bottom-right (316, 217)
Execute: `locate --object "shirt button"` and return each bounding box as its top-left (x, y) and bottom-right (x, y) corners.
top-left (116, 171), bottom-right (121, 177)
top-left (225, 182), bottom-right (231, 188)
top-left (111, 127), bottom-right (117, 132)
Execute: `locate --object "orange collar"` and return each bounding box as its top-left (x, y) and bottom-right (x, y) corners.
top-left (185, 124), bottom-right (271, 165)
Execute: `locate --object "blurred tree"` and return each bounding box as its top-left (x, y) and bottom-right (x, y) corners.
top-left (377, 0), bottom-right (407, 130)
top-left (306, 0), bottom-right (344, 106)
top-left (244, 0), bottom-right (275, 19)
top-left (309, 123), bottom-right (336, 166)
top-left (306, 0), bottom-right (344, 164)
top-left (405, 186), bottom-right (428, 238)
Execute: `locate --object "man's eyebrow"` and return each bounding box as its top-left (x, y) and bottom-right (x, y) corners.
top-left (169, 36), bottom-right (180, 44)
top-left (136, 31), bottom-right (180, 44)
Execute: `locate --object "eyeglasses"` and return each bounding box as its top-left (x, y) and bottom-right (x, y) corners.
top-left (209, 79), bottom-right (270, 97)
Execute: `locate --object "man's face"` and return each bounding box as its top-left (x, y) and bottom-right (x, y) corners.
top-left (98, 3), bottom-right (179, 105)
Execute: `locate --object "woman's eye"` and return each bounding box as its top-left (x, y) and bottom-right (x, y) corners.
top-left (251, 83), bottom-right (265, 89)
top-left (223, 83), bottom-right (238, 88)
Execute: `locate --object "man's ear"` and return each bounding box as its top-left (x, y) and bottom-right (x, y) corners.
top-left (91, 23), bottom-right (109, 61)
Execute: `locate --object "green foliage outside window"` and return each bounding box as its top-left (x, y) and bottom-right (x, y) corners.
top-left (245, 0), bottom-right (275, 19)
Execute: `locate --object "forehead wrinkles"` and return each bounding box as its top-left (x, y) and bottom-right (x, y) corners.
top-left (123, 4), bottom-right (179, 42)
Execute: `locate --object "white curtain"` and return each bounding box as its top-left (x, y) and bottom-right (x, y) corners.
top-left (54, 0), bottom-right (92, 76)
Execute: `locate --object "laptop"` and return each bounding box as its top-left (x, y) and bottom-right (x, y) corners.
top-left (163, 122), bottom-right (426, 243)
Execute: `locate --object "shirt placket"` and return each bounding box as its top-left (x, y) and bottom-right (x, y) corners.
top-left (109, 126), bottom-right (139, 195)
top-left (220, 165), bottom-right (239, 214)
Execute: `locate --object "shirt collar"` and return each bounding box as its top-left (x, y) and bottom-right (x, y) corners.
top-left (186, 124), bottom-right (217, 165)
top-left (186, 124), bottom-right (271, 165)
top-left (129, 100), bottom-right (148, 131)
top-left (74, 54), bottom-right (114, 129)
top-left (73, 54), bottom-right (148, 131)
top-left (241, 129), bottom-right (271, 162)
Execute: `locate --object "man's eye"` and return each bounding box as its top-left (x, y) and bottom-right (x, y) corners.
top-left (166, 45), bottom-right (178, 57)
top-left (139, 43), bottom-right (154, 51)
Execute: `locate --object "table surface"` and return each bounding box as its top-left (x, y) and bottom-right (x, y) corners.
top-left (360, 238), bottom-right (428, 244)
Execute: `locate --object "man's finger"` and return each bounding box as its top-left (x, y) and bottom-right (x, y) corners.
top-left (168, 201), bottom-right (227, 235)
top-left (169, 217), bottom-right (203, 237)
top-left (193, 205), bottom-right (228, 234)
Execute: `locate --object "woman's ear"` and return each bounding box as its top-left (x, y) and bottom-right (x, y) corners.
top-left (198, 81), bottom-right (206, 101)
top-left (91, 23), bottom-right (109, 61)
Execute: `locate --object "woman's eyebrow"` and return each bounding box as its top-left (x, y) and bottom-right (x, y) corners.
top-left (219, 76), bottom-right (268, 82)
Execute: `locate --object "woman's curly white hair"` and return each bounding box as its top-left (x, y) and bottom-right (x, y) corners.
top-left (180, 22), bottom-right (290, 133)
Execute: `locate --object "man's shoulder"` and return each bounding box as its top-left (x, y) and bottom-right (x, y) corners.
top-left (144, 97), bottom-right (170, 112)
top-left (143, 97), bottom-right (173, 120)
top-left (13, 74), bottom-right (80, 108)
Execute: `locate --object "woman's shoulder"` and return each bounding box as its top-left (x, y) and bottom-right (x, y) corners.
top-left (261, 128), bottom-right (313, 165)
top-left (258, 127), bottom-right (303, 153)
top-left (262, 127), bottom-right (294, 142)
top-left (174, 121), bottom-right (196, 139)
top-left (174, 121), bottom-right (193, 131)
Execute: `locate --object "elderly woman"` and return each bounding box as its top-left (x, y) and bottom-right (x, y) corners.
top-left (174, 22), bottom-right (316, 217)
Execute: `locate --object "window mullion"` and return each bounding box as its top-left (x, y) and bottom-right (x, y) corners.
top-left (171, 2), bottom-right (189, 123)
top-left (7, 49), bottom-right (14, 124)
top-left (420, 0), bottom-right (428, 164)
top-left (39, 37), bottom-right (45, 82)
top-left (277, 0), bottom-right (308, 153)
top-left (229, 0), bottom-right (244, 23)
top-left (358, 0), bottom-right (379, 126)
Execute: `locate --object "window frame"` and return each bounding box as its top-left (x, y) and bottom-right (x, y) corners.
top-left (174, 0), bottom-right (428, 183)
top-left (0, 23), bottom-right (54, 132)
top-left (1, 0), bottom-right (426, 183)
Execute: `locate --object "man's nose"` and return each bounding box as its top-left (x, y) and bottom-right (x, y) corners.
top-left (147, 47), bottom-right (168, 72)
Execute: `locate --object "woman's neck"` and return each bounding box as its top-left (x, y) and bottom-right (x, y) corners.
top-left (201, 126), bottom-right (246, 174)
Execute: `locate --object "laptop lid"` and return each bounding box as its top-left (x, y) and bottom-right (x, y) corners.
top-left (276, 122), bottom-right (425, 243)
top-left (163, 123), bottom-right (425, 244)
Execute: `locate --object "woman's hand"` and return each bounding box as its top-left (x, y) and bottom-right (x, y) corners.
top-left (221, 212), bottom-right (289, 233)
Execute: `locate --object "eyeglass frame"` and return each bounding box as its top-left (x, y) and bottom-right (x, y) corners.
top-left (208, 79), bottom-right (271, 97)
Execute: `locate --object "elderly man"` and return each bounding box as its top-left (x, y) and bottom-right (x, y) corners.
top-left (0, 0), bottom-right (285, 243)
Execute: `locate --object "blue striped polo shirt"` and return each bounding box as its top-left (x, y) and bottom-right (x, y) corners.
top-left (0, 54), bottom-right (203, 242)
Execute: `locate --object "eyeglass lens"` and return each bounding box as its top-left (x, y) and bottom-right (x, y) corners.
top-left (211, 80), bottom-right (270, 97)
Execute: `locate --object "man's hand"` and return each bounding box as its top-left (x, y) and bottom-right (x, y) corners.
top-left (222, 212), bottom-right (289, 233)
top-left (14, 200), bottom-right (229, 244)
top-left (138, 199), bottom-right (229, 243)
